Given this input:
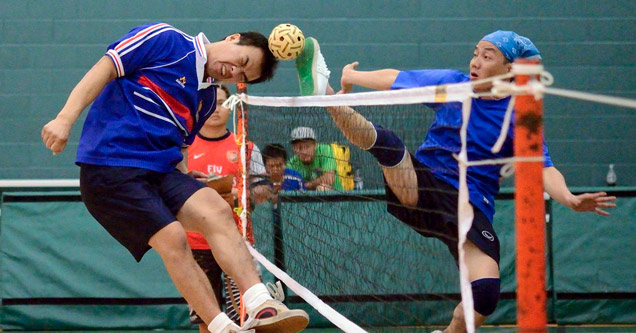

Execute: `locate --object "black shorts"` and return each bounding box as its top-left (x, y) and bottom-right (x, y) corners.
top-left (384, 154), bottom-right (500, 265)
top-left (189, 249), bottom-right (223, 324)
top-left (79, 164), bottom-right (206, 261)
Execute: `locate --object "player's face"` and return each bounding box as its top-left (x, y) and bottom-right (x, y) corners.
top-left (265, 157), bottom-right (286, 182)
top-left (203, 88), bottom-right (230, 128)
top-left (292, 140), bottom-right (317, 164)
top-left (469, 41), bottom-right (512, 93)
top-left (206, 34), bottom-right (265, 84)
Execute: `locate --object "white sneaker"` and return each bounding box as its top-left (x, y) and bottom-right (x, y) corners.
top-left (243, 299), bottom-right (309, 333)
top-left (296, 37), bottom-right (330, 96)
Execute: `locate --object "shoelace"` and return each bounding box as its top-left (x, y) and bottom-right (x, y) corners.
top-left (266, 281), bottom-right (285, 302)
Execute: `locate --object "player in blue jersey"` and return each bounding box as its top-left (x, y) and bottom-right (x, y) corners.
top-left (42, 23), bottom-right (308, 333)
top-left (297, 33), bottom-right (616, 332)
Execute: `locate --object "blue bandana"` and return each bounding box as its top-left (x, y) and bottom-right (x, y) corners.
top-left (481, 30), bottom-right (541, 62)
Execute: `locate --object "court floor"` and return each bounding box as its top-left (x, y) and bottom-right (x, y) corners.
top-left (22, 326), bottom-right (636, 333)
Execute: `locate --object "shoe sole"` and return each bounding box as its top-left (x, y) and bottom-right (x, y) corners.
top-left (296, 37), bottom-right (318, 96)
top-left (252, 310), bottom-right (309, 333)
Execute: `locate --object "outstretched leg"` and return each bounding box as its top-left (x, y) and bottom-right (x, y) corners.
top-left (325, 103), bottom-right (419, 207)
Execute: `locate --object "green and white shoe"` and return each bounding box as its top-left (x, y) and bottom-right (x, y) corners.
top-left (295, 37), bottom-right (330, 96)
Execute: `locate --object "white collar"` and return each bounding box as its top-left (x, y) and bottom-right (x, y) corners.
top-left (194, 32), bottom-right (214, 90)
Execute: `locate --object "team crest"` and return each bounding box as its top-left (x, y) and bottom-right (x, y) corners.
top-left (176, 76), bottom-right (186, 88)
top-left (227, 150), bottom-right (239, 163)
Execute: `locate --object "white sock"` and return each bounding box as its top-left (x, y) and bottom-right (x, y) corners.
top-left (243, 283), bottom-right (273, 312)
top-left (208, 313), bottom-right (234, 333)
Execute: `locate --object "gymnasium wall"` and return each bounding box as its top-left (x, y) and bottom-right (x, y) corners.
top-left (1, 189), bottom-right (635, 329)
top-left (1, 0), bottom-right (635, 185)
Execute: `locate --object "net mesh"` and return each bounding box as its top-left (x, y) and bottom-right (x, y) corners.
top-left (245, 103), bottom-right (465, 328)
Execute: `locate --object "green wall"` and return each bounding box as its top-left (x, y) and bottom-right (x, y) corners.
top-left (2, 189), bottom-right (635, 329)
top-left (1, 0), bottom-right (635, 185)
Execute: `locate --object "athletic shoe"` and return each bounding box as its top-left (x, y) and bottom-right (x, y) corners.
top-left (296, 37), bottom-right (330, 96)
top-left (244, 299), bottom-right (309, 333)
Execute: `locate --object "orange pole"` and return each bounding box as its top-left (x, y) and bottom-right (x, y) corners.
top-left (235, 82), bottom-right (249, 326)
top-left (514, 59), bottom-right (547, 332)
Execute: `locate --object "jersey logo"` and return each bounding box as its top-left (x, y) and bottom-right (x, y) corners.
top-left (482, 231), bottom-right (495, 242)
top-left (193, 153), bottom-right (205, 159)
top-left (227, 150), bottom-right (239, 163)
top-left (207, 165), bottom-right (223, 175)
top-left (176, 76), bottom-right (186, 88)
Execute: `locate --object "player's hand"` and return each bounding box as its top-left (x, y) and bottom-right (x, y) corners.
top-left (339, 61), bottom-right (359, 94)
top-left (569, 192), bottom-right (616, 216)
top-left (41, 117), bottom-right (73, 155)
top-left (188, 170), bottom-right (208, 182)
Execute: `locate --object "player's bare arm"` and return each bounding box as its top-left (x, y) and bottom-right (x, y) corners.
top-left (339, 62), bottom-right (399, 93)
top-left (42, 56), bottom-right (117, 155)
top-left (543, 166), bottom-right (616, 216)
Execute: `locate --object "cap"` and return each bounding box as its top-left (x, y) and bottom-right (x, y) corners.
top-left (290, 126), bottom-right (316, 142)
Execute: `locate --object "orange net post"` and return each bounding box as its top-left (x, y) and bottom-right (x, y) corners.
top-left (235, 82), bottom-right (251, 238)
top-left (235, 82), bottom-right (249, 325)
top-left (514, 59), bottom-right (547, 332)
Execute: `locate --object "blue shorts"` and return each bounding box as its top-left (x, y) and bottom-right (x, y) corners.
top-left (384, 154), bottom-right (501, 265)
top-left (79, 164), bottom-right (206, 261)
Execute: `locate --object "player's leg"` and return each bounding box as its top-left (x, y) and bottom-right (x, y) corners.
top-left (188, 250), bottom-right (224, 332)
top-left (297, 37), bottom-right (418, 206)
top-left (177, 187), bottom-right (260, 290)
top-left (79, 165), bottom-right (238, 332)
top-left (175, 184), bottom-right (309, 332)
top-left (148, 222), bottom-right (224, 326)
top-left (326, 104), bottom-right (419, 206)
top-left (445, 239), bottom-right (500, 332)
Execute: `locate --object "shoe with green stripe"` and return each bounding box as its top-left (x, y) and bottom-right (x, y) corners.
top-left (295, 37), bottom-right (330, 96)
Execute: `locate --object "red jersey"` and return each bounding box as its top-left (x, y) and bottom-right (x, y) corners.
top-left (186, 130), bottom-right (263, 249)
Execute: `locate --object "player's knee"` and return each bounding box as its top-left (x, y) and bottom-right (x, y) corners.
top-left (471, 278), bottom-right (500, 316)
top-left (367, 123), bottom-right (406, 168)
top-left (151, 223), bottom-right (190, 258)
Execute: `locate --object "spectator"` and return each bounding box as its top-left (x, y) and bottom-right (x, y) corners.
top-left (262, 143), bottom-right (305, 203)
top-left (286, 126), bottom-right (343, 191)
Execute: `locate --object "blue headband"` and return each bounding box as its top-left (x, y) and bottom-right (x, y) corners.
top-left (481, 30), bottom-right (541, 62)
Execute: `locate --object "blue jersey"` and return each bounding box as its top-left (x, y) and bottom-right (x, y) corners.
top-left (282, 169), bottom-right (306, 191)
top-left (76, 23), bottom-right (218, 173)
top-left (391, 69), bottom-right (553, 222)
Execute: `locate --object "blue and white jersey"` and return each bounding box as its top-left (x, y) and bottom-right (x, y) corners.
top-left (282, 169), bottom-right (306, 191)
top-left (77, 23), bottom-right (217, 173)
top-left (391, 69), bottom-right (553, 222)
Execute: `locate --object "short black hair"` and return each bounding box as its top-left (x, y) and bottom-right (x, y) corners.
top-left (237, 31), bottom-right (278, 84)
top-left (262, 143), bottom-right (287, 164)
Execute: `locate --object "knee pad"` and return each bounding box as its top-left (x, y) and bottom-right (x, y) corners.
top-left (471, 278), bottom-right (500, 316)
top-left (367, 123), bottom-right (407, 167)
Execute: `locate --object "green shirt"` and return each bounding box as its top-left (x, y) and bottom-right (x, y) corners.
top-left (287, 143), bottom-right (343, 190)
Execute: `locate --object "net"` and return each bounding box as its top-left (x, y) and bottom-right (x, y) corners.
top-left (243, 102), bottom-right (461, 329)
top-left (226, 61), bottom-right (636, 332)
top-left (233, 73), bottom-right (518, 331)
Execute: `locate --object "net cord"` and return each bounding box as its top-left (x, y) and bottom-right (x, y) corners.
top-left (457, 97), bottom-right (476, 332)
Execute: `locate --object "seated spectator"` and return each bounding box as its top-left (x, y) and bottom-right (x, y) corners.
top-left (262, 143), bottom-right (306, 194)
top-left (286, 126), bottom-right (343, 191)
